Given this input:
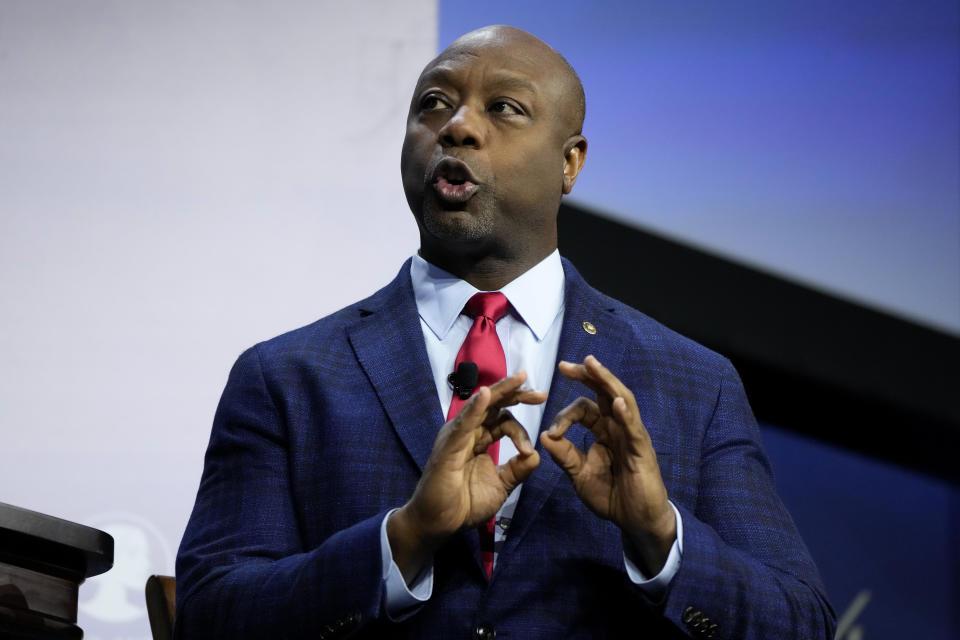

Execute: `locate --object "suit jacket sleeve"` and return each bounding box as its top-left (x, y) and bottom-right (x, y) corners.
top-left (174, 345), bottom-right (385, 638)
top-left (658, 358), bottom-right (836, 638)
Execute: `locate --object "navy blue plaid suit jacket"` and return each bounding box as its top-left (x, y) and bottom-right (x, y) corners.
top-left (176, 259), bottom-right (835, 638)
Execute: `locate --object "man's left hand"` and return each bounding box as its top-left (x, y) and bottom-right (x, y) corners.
top-left (539, 355), bottom-right (676, 576)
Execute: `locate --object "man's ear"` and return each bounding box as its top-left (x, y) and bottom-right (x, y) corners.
top-left (561, 136), bottom-right (588, 194)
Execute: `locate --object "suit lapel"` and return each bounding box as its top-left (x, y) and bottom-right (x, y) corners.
top-left (347, 262), bottom-right (443, 471)
top-left (496, 260), bottom-right (631, 571)
top-left (348, 264), bottom-right (487, 574)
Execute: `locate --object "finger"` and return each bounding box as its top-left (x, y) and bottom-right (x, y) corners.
top-left (545, 397), bottom-right (601, 438)
top-left (471, 407), bottom-right (507, 453)
top-left (474, 411), bottom-right (532, 454)
top-left (486, 370), bottom-right (529, 405)
top-left (612, 395), bottom-right (653, 445)
top-left (479, 391), bottom-right (549, 431)
top-left (557, 357), bottom-right (635, 409)
top-left (497, 449), bottom-right (541, 493)
top-left (472, 428), bottom-right (495, 454)
top-left (560, 357), bottom-right (644, 438)
top-left (556, 360), bottom-right (602, 394)
top-left (581, 355), bottom-right (637, 407)
top-left (476, 389), bottom-right (547, 435)
top-left (493, 388), bottom-right (549, 409)
top-left (487, 413), bottom-right (536, 455)
top-left (539, 430), bottom-right (586, 479)
top-left (445, 386), bottom-right (492, 450)
top-left (555, 361), bottom-right (614, 416)
top-left (481, 372), bottom-right (548, 416)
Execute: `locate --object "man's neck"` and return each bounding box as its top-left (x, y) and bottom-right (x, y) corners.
top-left (418, 247), bottom-right (557, 291)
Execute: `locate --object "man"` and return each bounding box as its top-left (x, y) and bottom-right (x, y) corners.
top-left (176, 25), bottom-right (835, 638)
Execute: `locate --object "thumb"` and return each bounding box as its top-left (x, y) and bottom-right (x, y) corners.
top-left (497, 450), bottom-right (541, 494)
top-left (539, 431), bottom-right (585, 479)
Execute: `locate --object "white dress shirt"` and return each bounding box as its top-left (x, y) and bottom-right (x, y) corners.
top-left (380, 250), bottom-right (682, 615)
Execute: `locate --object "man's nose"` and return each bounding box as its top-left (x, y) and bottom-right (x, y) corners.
top-left (438, 105), bottom-right (483, 148)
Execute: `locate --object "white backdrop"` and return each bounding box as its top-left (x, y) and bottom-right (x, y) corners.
top-left (0, 2), bottom-right (432, 637)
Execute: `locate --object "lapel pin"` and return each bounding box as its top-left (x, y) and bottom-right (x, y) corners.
top-left (581, 321), bottom-right (597, 335)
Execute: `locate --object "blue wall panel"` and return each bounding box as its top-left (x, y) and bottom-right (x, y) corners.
top-left (438, 0), bottom-right (960, 334)
top-left (761, 424), bottom-right (959, 638)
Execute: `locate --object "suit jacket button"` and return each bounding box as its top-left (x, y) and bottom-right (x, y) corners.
top-left (475, 624), bottom-right (496, 639)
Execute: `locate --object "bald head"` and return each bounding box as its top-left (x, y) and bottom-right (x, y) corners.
top-left (430, 25), bottom-right (586, 136)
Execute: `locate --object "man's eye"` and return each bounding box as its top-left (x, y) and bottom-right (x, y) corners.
top-left (490, 101), bottom-right (522, 115)
top-left (421, 96), bottom-right (449, 111)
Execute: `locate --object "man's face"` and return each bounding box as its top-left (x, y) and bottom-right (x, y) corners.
top-left (401, 33), bottom-right (577, 262)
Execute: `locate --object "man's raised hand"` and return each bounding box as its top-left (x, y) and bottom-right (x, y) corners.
top-left (539, 355), bottom-right (676, 576)
top-left (388, 371), bottom-right (546, 582)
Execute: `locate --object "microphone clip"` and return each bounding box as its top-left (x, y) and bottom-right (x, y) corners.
top-left (448, 361), bottom-right (479, 400)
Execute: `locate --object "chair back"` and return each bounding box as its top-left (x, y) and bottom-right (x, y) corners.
top-left (144, 574), bottom-right (175, 640)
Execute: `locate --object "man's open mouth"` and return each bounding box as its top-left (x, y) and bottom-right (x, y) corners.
top-left (434, 176), bottom-right (479, 203)
top-left (431, 158), bottom-right (480, 204)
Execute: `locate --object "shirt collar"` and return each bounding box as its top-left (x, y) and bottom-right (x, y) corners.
top-left (410, 249), bottom-right (565, 342)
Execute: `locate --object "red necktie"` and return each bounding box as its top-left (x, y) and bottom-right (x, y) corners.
top-left (446, 292), bottom-right (509, 579)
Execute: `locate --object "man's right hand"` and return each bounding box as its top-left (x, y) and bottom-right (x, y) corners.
top-left (387, 371), bottom-right (546, 583)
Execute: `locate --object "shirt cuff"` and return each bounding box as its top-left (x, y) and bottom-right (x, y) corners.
top-left (623, 501), bottom-right (683, 599)
top-left (380, 508), bottom-right (434, 618)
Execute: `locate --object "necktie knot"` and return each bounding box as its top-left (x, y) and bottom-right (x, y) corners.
top-left (465, 292), bottom-right (510, 323)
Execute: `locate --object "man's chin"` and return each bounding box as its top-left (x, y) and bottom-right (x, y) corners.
top-left (420, 206), bottom-right (494, 243)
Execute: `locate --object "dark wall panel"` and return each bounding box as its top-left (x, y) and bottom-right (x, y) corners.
top-left (558, 202), bottom-right (960, 482)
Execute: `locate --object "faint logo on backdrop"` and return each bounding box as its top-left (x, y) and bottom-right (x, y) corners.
top-left (835, 589), bottom-right (872, 640)
top-left (79, 512), bottom-right (174, 640)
